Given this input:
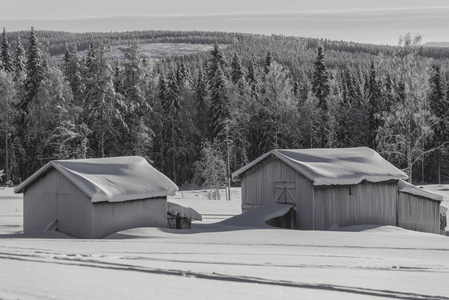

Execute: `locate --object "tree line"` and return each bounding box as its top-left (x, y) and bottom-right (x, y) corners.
top-left (0, 28), bottom-right (449, 188)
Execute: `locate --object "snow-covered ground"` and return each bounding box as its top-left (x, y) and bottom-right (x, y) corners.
top-left (58, 43), bottom-right (215, 60)
top-left (1, 186), bottom-right (448, 299)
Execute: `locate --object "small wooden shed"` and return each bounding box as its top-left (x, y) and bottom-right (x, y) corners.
top-left (397, 180), bottom-right (443, 233)
top-left (232, 147), bottom-right (443, 234)
top-left (15, 156), bottom-right (178, 238)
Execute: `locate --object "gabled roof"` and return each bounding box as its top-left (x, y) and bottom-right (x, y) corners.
top-left (15, 156), bottom-right (178, 203)
top-left (232, 147), bottom-right (408, 186)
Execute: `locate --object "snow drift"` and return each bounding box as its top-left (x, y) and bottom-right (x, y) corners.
top-left (219, 203), bottom-right (294, 228)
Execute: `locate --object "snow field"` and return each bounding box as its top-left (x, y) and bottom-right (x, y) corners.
top-left (70, 43), bottom-right (215, 60)
top-left (0, 186), bottom-right (448, 299)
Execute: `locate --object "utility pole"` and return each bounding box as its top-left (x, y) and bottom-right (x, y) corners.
top-left (5, 97), bottom-right (9, 182)
top-left (225, 121), bottom-right (231, 201)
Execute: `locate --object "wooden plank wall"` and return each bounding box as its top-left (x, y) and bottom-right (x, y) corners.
top-left (23, 169), bottom-right (93, 237)
top-left (397, 193), bottom-right (440, 234)
top-left (296, 172), bottom-right (314, 230)
top-left (313, 181), bottom-right (398, 230)
top-left (240, 157), bottom-right (314, 230)
top-left (92, 198), bottom-right (167, 238)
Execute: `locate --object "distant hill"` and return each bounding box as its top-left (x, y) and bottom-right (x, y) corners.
top-left (423, 42), bottom-right (449, 48)
top-left (5, 29), bottom-right (449, 63)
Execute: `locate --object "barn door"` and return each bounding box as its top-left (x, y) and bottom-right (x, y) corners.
top-left (274, 182), bottom-right (296, 205)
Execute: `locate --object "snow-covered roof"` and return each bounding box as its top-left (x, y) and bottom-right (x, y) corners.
top-left (15, 156), bottom-right (178, 203)
top-left (167, 202), bottom-right (202, 220)
top-left (232, 147), bottom-right (408, 186)
top-left (398, 180), bottom-right (443, 202)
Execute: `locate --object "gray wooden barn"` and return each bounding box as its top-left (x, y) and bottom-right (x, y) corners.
top-left (15, 156), bottom-right (178, 238)
top-left (232, 147), bottom-right (443, 234)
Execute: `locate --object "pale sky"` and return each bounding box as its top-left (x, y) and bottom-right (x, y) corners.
top-left (2, 0), bottom-right (449, 45)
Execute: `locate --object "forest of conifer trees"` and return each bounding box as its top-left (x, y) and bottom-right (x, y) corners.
top-left (1, 28), bottom-right (449, 187)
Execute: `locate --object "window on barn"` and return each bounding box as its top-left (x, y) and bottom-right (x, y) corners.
top-left (274, 182), bottom-right (296, 205)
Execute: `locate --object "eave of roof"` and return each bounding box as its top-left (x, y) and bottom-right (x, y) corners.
top-left (14, 162), bottom-right (53, 194)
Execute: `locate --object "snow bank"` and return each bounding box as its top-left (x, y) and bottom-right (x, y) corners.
top-left (15, 156), bottom-right (178, 203)
top-left (328, 224), bottom-right (412, 233)
top-left (233, 147), bottom-right (408, 186)
top-left (219, 203), bottom-right (294, 228)
top-left (398, 180), bottom-right (443, 202)
top-left (167, 201), bottom-right (202, 220)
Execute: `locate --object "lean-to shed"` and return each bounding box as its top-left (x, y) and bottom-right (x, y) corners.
top-left (232, 147), bottom-right (443, 234)
top-left (15, 156), bottom-right (178, 238)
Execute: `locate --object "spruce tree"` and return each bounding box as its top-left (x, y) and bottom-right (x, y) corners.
top-left (121, 41), bottom-right (150, 115)
top-left (158, 73), bottom-right (168, 105)
top-left (430, 63), bottom-right (447, 121)
top-left (21, 27), bottom-right (43, 116)
top-left (208, 61), bottom-right (233, 199)
top-left (151, 72), bottom-right (169, 172)
top-left (209, 62), bottom-right (231, 141)
top-left (0, 70), bottom-right (16, 182)
top-left (337, 69), bottom-right (367, 147)
top-left (82, 41), bottom-right (125, 157)
top-left (119, 41), bottom-right (152, 157)
top-left (312, 46), bottom-right (330, 147)
top-left (164, 71), bottom-right (182, 123)
top-left (429, 63), bottom-right (449, 183)
top-left (383, 73), bottom-right (395, 111)
top-left (163, 70), bottom-right (183, 183)
top-left (113, 61), bottom-right (122, 94)
top-left (230, 53), bottom-right (244, 85)
top-left (15, 27), bottom-right (44, 178)
top-left (63, 45), bottom-right (84, 108)
top-left (176, 59), bottom-right (191, 87)
top-left (312, 47), bottom-right (330, 110)
top-left (82, 41), bottom-right (98, 121)
top-left (63, 44), bottom-right (71, 72)
top-left (13, 35), bottom-right (25, 82)
top-left (246, 55), bottom-right (260, 102)
top-left (207, 42), bottom-right (227, 84)
top-left (194, 68), bottom-right (210, 140)
top-left (1, 28), bottom-right (13, 73)
top-left (264, 51), bottom-right (273, 75)
top-left (292, 79), bottom-right (299, 99)
top-left (367, 61), bottom-right (382, 149)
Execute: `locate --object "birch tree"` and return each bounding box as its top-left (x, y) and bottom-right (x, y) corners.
top-left (377, 34), bottom-right (434, 183)
top-left (312, 46), bottom-right (330, 147)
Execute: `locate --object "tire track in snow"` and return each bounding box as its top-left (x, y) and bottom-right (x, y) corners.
top-left (0, 250), bottom-right (447, 274)
top-left (118, 255), bottom-right (448, 274)
top-left (0, 252), bottom-right (448, 300)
